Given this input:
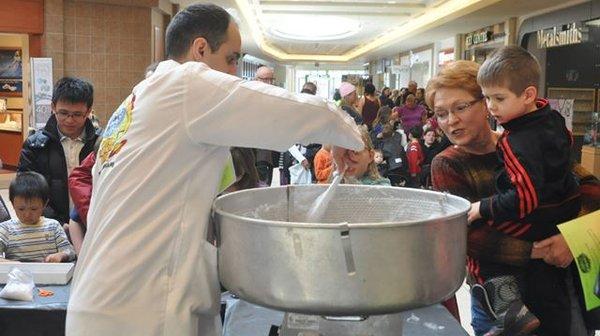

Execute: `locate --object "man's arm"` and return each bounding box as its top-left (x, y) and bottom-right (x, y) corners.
top-left (181, 65), bottom-right (363, 153)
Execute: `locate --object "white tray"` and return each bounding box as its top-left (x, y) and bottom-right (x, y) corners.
top-left (0, 262), bottom-right (74, 285)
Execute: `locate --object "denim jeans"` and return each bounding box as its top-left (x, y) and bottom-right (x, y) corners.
top-left (471, 295), bottom-right (502, 336)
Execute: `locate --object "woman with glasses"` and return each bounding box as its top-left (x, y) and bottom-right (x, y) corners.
top-left (427, 61), bottom-right (598, 336)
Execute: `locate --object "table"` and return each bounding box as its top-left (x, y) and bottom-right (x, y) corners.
top-left (222, 293), bottom-right (468, 336)
top-left (0, 284), bottom-right (69, 336)
top-left (0, 286), bottom-right (469, 336)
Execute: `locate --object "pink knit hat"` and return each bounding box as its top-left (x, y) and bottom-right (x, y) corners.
top-left (339, 82), bottom-right (356, 98)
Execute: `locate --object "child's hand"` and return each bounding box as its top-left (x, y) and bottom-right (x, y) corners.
top-left (467, 202), bottom-right (482, 224)
top-left (44, 252), bottom-right (67, 263)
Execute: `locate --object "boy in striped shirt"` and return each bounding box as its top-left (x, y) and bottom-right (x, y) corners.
top-left (0, 172), bottom-right (75, 262)
top-left (467, 46), bottom-right (580, 336)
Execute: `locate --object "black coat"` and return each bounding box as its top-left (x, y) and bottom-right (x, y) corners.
top-left (18, 115), bottom-right (100, 224)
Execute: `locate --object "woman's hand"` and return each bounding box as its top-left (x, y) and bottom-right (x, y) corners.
top-left (532, 234), bottom-right (573, 268)
top-left (44, 252), bottom-right (67, 263)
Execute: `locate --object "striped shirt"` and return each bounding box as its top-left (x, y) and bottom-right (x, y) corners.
top-left (0, 217), bottom-right (75, 262)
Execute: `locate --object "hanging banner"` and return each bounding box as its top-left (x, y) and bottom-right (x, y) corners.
top-left (30, 57), bottom-right (53, 129)
top-left (548, 99), bottom-right (574, 131)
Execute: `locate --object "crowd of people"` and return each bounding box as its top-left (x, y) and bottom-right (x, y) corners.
top-left (0, 3), bottom-right (598, 336)
top-left (256, 76), bottom-right (448, 190)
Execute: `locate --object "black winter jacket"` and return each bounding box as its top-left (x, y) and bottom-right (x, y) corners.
top-left (18, 115), bottom-right (100, 224)
top-left (479, 99), bottom-right (580, 242)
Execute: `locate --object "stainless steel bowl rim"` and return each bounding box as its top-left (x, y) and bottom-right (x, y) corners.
top-left (213, 185), bottom-right (470, 229)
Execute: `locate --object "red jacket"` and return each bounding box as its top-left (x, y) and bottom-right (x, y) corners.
top-left (68, 152), bottom-right (95, 228)
top-left (407, 140), bottom-right (424, 175)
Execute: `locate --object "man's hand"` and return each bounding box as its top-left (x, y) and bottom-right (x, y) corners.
top-left (301, 159), bottom-right (309, 169)
top-left (533, 234), bottom-right (573, 268)
top-left (468, 201), bottom-right (482, 224)
top-left (44, 252), bottom-right (68, 263)
top-left (332, 146), bottom-right (356, 174)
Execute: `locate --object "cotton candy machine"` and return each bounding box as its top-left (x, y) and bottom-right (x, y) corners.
top-left (213, 185), bottom-right (470, 324)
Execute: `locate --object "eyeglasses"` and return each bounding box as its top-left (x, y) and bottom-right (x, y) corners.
top-left (434, 98), bottom-right (483, 123)
top-left (56, 111), bottom-right (87, 120)
top-left (257, 77), bottom-right (275, 84)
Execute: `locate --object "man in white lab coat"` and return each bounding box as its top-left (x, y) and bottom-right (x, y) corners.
top-left (66, 3), bottom-right (363, 336)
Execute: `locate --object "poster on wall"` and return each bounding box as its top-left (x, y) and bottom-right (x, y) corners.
top-left (548, 99), bottom-right (574, 131)
top-left (30, 58), bottom-right (53, 129)
top-left (0, 48), bottom-right (23, 96)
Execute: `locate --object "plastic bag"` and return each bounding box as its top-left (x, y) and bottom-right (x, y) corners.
top-left (0, 267), bottom-right (35, 301)
top-left (289, 163), bottom-right (312, 185)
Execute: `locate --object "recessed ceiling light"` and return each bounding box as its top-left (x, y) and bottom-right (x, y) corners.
top-left (388, 1), bottom-right (396, 3)
top-left (269, 16), bottom-right (361, 41)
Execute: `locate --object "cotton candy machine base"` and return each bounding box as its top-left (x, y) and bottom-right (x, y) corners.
top-left (278, 313), bottom-right (404, 336)
top-left (220, 293), bottom-right (469, 336)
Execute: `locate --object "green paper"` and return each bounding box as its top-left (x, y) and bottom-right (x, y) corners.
top-left (218, 158), bottom-right (236, 193)
top-left (558, 210), bottom-right (600, 311)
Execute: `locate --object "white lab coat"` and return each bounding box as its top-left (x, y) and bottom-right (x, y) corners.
top-left (65, 60), bottom-right (363, 336)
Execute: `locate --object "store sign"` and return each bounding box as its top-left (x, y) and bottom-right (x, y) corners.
top-left (465, 31), bottom-right (492, 47)
top-left (537, 23), bottom-right (587, 48)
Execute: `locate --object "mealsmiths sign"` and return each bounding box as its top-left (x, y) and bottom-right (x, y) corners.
top-left (537, 23), bottom-right (587, 48)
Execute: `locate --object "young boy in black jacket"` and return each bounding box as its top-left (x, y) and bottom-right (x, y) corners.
top-left (467, 46), bottom-right (581, 336)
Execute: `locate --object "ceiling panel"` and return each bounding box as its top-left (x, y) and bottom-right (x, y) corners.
top-left (252, 0), bottom-right (432, 56)
top-left (173, 0), bottom-right (580, 64)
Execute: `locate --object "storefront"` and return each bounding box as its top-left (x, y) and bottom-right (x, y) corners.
top-left (462, 20), bottom-right (515, 64)
top-left (0, 0), bottom-right (42, 173)
top-left (393, 44), bottom-right (434, 89)
top-left (519, 0), bottom-right (600, 169)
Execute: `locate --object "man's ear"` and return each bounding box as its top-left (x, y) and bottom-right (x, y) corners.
top-left (85, 107), bottom-right (92, 117)
top-left (51, 103), bottom-right (56, 114)
top-left (523, 85), bottom-right (538, 104)
top-left (190, 37), bottom-right (210, 62)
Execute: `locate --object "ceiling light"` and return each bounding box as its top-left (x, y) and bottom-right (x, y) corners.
top-left (586, 18), bottom-right (600, 27)
top-left (234, 0), bottom-right (502, 61)
top-left (269, 16), bottom-right (361, 41)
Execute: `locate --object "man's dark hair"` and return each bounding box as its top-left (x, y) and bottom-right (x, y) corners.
top-left (9, 171), bottom-right (50, 203)
top-left (166, 3), bottom-right (232, 59)
top-left (364, 83), bottom-right (376, 95)
top-left (301, 82), bottom-right (317, 95)
top-left (52, 77), bottom-right (94, 108)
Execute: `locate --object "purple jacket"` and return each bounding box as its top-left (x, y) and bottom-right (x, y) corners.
top-left (398, 104), bottom-right (426, 132)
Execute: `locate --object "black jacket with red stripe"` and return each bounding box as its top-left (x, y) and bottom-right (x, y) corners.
top-left (480, 99), bottom-right (580, 242)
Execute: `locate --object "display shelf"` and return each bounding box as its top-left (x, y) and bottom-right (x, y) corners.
top-left (0, 109), bottom-right (22, 132)
top-left (547, 88), bottom-right (597, 136)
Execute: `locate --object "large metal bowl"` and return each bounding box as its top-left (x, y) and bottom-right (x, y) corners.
top-left (213, 185), bottom-right (469, 316)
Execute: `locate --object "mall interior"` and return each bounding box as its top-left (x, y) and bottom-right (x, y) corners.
top-left (0, 0), bottom-right (599, 336)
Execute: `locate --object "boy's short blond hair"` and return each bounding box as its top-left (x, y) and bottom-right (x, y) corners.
top-left (477, 45), bottom-right (540, 95)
